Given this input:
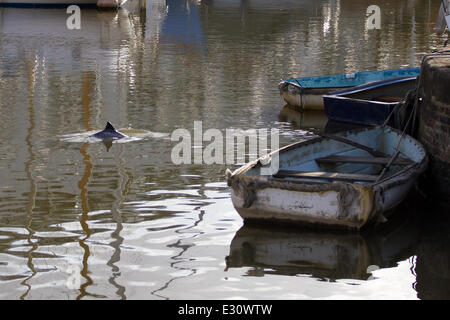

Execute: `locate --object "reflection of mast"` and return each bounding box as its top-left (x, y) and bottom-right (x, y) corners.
top-left (76, 74), bottom-right (94, 300)
top-left (20, 60), bottom-right (38, 300)
top-left (76, 142), bottom-right (94, 300)
top-left (107, 145), bottom-right (128, 299)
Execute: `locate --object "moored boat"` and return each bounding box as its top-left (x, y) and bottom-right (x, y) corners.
top-left (323, 76), bottom-right (417, 126)
top-left (279, 67), bottom-right (420, 110)
top-left (226, 126), bottom-right (427, 230)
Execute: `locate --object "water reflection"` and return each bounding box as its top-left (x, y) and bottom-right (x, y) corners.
top-left (278, 105), bottom-right (328, 131)
top-left (226, 202), bottom-right (422, 281)
top-left (20, 60), bottom-right (38, 300)
top-left (150, 207), bottom-right (205, 300)
top-left (278, 104), bottom-right (368, 134)
top-left (77, 143), bottom-right (96, 299)
top-left (0, 0), bottom-right (449, 300)
top-left (106, 145), bottom-right (128, 300)
top-left (415, 206), bottom-right (450, 300)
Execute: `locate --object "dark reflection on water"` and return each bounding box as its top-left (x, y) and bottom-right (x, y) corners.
top-left (278, 104), bottom-right (368, 134)
top-left (226, 189), bottom-right (450, 299)
top-left (415, 205), bottom-right (450, 300)
top-left (0, 0), bottom-right (449, 299)
top-left (226, 194), bottom-right (423, 281)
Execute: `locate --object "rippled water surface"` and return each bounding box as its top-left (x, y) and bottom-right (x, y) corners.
top-left (1, 0), bottom-right (449, 300)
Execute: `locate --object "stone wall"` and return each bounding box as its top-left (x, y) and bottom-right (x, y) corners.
top-left (417, 53), bottom-right (450, 206)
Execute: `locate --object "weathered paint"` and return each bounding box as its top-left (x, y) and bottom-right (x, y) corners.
top-left (230, 179), bottom-right (374, 229)
top-left (278, 82), bottom-right (334, 110)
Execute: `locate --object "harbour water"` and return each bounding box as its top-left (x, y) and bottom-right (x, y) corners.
top-left (0, 0), bottom-right (449, 300)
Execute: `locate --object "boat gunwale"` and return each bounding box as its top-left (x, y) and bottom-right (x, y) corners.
top-left (322, 76), bottom-right (418, 106)
top-left (279, 68), bottom-right (420, 90)
top-left (279, 80), bottom-right (352, 92)
top-left (331, 76), bottom-right (417, 95)
top-left (323, 94), bottom-right (404, 106)
top-left (228, 125), bottom-right (427, 188)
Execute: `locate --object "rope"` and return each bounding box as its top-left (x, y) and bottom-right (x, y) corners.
top-left (391, 97), bottom-right (416, 157)
top-left (381, 101), bottom-right (401, 127)
top-left (374, 75), bottom-right (421, 183)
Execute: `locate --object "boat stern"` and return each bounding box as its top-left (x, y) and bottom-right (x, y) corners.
top-left (279, 80), bottom-right (302, 108)
top-left (228, 173), bottom-right (376, 230)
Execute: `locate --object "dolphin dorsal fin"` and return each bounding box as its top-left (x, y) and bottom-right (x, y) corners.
top-left (104, 122), bottom-right (116, 131)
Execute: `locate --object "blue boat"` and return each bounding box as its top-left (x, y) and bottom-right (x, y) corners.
top-left (279, 67), bottom-right (420, 110)
top-left (322, 76), bottom-right (417, 126)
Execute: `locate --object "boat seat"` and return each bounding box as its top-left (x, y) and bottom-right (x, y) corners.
top-left (274, 170), bottom-right (378, 182)
top-left (315, 155), bottom-right (412, 166)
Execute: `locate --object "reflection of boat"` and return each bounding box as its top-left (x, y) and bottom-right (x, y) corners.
top-left (160, 0), bottom-right (204, 49)
top-left (0, 7), bottom-right (132, 41)
top-left (324, 120), bottom-right (368, 134)
top-left (278, 105), bottom-right (366, 134)
top-left (323, 77), bottom-right (417, 126)
top-left (279, 68), bottom-right (420, 110)
top-left (278, 105), bottom-right (328, 131)
top-left (226, 207), bottom-right (422, 280)
top-left (227, 126), bottom-right (428, 230)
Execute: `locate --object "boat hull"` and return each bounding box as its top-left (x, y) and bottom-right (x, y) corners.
top-left (231, 182), bottom-right (374, 229)
top-left (323, 77), bottom-right (417, 126)
top-left (228, 126), bottom-right (428, 230)
top-left (278, 83), bottom-right (343, 111)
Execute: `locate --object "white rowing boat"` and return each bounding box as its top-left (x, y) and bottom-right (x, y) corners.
top-left (227, 126), bottom-right (428, 229)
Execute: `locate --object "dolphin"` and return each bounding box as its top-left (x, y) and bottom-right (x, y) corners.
top-left (91, 122), bottom-right (126, 140)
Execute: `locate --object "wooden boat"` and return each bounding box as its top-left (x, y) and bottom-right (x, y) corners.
top-left (226, 126), bottom-right (427, 230)
top-left (279, 67), bottom-right (420, 110)
top-left (323, 76), bottom-right (417, 126)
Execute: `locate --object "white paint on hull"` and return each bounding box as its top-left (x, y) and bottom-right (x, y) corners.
top-left (231, 185), bottom-right (371, 229)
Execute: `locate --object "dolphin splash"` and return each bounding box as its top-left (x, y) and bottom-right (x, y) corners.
top-left (60, 122), bottom-right (169, 151)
